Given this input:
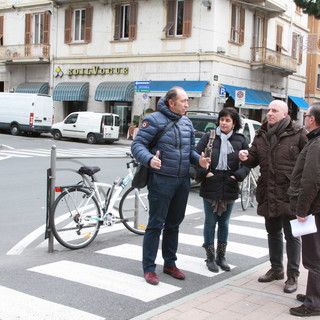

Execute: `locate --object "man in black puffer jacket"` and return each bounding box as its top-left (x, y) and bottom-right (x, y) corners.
top-left (131, 86), bottom-right (210, 285)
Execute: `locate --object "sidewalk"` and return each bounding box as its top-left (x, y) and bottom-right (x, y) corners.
top-left (134, 261), bottom-right (308, 320)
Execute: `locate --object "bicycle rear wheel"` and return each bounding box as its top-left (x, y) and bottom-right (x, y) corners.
top-left (119, 186), bottom-right (149, 235)
top-left (241, 175), bottom-right (251, 211)
top-left (50, 187), bottom-right (101, 249)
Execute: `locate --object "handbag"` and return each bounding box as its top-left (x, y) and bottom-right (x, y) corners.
top-left (132, 120), bottom-right (177, 189)
top-left (194, 130), bottom-right (215, 184)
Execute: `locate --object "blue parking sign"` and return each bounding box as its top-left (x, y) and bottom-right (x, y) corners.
top-left (219, 87), bottom-right (226, 96)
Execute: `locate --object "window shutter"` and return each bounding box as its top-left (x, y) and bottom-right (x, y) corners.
top-left (292, 33), bottom-right (297, 58)
top-left (25, 14), bottom-right (32, 44)
top-left (129, 2), bottom-right (138, 40)
top-left (114, 4), bottom-right (121, 40)
top-left (84, 6), bottom-right (93, 42)
top-left (239, 7), bottom-right (245, 44)
top-left (0, 16), bottom-right (3, 45)
top-left (183, 0), bottom-right (193, 37)
top-left (166, 0), bottom-right (175, 37)
top-left (276, 25), bottom-right (283, 52)
top-left (43, 13), bottom-right (50, 45)
top-left (64, 7), bottom-right (72, 44)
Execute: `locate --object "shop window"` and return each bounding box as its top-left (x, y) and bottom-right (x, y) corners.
top-left (230, 4), bottom-right (245, 44)
top-left (25, 12), bottom-right (50, 45)
top-left (114, 2), bottom-right (138, 40)
top-left (64, 6), bottom-right (93, 44)
top-left (163, 0), bottom-right (193, 38)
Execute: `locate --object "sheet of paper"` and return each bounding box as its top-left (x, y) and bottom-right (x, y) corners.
top-left (290, 215), bottom-right (317, 237)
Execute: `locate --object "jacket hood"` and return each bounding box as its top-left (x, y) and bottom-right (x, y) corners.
top-left (157, 97), bottom-right (182, 121)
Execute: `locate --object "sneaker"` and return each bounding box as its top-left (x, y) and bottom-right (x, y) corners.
top-left (290, 305), bottom-right (320, 317)
top-left (144, 272), bottom-right (159, 285)
top-left (258, 269), bottom-right (284, 282)
top-left (297, 294), bottom-right (306, 302)
top-left (284, 275), bottom-right (298, 293)
top-left (163, 267), bottom-right (185, 280)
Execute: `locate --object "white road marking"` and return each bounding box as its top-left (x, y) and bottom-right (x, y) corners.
top-left (28, 260), bottom-right (180, 302)
top-left (0, 285), bottom-right (104, 320)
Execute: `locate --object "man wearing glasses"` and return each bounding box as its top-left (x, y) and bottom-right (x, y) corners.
top-left (288, 104), bottom-right (320, 317)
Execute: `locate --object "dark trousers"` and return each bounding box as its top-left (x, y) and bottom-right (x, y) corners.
top-left (142, 173), bottom-right (190, 273)
top-left (265, 216), bottom-right (301, 276)
top-left (302, 214), bottom-right (320, 310)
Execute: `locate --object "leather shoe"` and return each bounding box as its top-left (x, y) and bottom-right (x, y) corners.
top-left (284, 275), bottom-right (298, 293)
top-left (290, 305), bottom-right (320, 317)
top-left (258, 269), bottom-right (284, 282)
top-left (297, 294), bottom-right (306, 302)
top-left (144, 272), bottom-right (159, 285)
top-left (163, 267), bottom-right (185, 280)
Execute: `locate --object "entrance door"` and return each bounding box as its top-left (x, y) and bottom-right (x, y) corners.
top-left (111, 103), bottom-right (131, 136)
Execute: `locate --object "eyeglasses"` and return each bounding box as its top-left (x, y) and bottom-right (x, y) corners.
top-left (303, 114), bottom-right (312, 118)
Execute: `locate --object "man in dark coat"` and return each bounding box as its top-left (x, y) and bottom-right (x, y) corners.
top-left (239, 100), bottom-right (307, 294)
top-left (131, 86), bottom-right (210, 285)
top-left (288, 104), bottom-right (320, 317)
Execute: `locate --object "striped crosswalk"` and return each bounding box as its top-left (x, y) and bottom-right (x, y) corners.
top-left (0, 146), bottom-right (132, 160)
top-left (3, 209), bottom-right (268, 318)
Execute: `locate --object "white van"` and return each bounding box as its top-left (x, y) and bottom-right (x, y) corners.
top-left (0, 93), bottom-right (54, 136)
top-left (51, 112), bottom-right (120, 144)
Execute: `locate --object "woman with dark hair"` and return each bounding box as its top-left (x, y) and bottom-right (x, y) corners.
top-left (196, 108), bottom-right (250, 272)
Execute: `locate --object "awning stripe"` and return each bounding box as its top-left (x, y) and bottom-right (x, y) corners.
top-left (94, 82), bottom-right (134, 101)
top-left (53, 82), bottom-right (89, 101)
top-left (288, 95), bottom-right (309, 110)
top-left (16, 82), bottom-right (49, 94)
top-left (222, 84), bottom-right (273, 106)
top-left (149, 81), bottom-right (208, 98)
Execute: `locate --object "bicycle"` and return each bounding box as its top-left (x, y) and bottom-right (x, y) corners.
top-left (50, 153), bottom-right (149, 250)
top-left (240, 166), bottom-right (259, 211)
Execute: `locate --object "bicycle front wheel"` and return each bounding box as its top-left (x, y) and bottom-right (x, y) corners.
top-left (241, 175), bottom-right (251, 211)
top-left (119, 186), bottom-right (149, 235)
top-left (50, 187), bottom-right (101, 249)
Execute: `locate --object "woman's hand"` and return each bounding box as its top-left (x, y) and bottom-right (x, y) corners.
top-left (206, 172), bottom-right (214, 178)
top-left (230, 175), bottom-right (236, 180)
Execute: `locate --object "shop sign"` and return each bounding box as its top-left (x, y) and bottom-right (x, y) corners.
top-left (54, 66), bottom-right (129, 77)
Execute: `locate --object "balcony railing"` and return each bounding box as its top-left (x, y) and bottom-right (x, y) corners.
top-left (251, 47), bottom-right (297, 74)
top-left (0, 44), bottom-right (50, 61)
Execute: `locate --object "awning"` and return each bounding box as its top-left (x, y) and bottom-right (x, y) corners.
top-left (16, 82), bottom-right (49, 94)
top-left (94, 81), bottom-right (134, 102)
top-left (288, 95), bottom-right (309, 110)
top-left (53, 82), bottom-right (89, 101)
top-left (149, 81), bottom-right (208, 97)
top-left (222, 84), bottom-right (273, 106)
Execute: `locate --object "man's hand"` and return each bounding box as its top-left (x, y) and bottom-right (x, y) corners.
top-left (296, 215), bottom-right (307, 222)
top-left (239, 150), bottom-right (249, 161)
top-left (199, 152), bottom-right (211, 169)
top-left (150, 150), bottom-right (161, 170)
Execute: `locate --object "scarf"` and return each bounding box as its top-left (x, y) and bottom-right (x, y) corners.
top-left (215, 126), bottom-right (234, 170)
top-left (266, 115), bottom-right (291, 148)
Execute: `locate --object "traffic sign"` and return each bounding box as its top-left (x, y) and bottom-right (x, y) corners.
top-left (134, 81), bottom-right (150, 92)
top-left (235, 90), bottom-right (246, 107)
top-left (219, 87), bottom-right (226, 96)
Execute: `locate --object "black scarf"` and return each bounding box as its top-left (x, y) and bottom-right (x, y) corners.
top-left (266, 115), bottom-right (291, 148)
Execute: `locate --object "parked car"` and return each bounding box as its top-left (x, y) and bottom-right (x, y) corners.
top-left (0, 93), bottom-right (54, 136)
top-left (186, 111), bottom-right (261, 181)
top-left (51, 111), bottom-right (120, 144)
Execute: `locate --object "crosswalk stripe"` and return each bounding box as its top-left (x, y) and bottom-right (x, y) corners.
top-left (178, 233), bottom-right (268, 258)
top-left (96, 244), bottom-right (235, 277)
top-left (28, 260), bottom-right (180, 302)
top-left (196, 224), bottom-right (267, 239)
top-left (232, 215), bottom-right (264, 224)
top-left (0, 285), bottom-right (104, 320)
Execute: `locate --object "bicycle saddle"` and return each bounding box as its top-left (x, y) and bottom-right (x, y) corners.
top-left (78, 166), bottom-right (101, 176)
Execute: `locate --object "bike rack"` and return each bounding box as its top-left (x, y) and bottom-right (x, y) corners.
top-left (46, 145), bottom-right (130, 253)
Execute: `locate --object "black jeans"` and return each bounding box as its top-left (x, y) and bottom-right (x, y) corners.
top-left (265, 216), bottom-right (301, 276)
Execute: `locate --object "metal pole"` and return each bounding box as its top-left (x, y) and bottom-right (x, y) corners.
top-left (48, 145), bottom-right (57, 253)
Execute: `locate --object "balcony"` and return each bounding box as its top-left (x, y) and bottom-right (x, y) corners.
top-left (237, 0), bottom-right (285, 17)
top-left (251, 47), bottom-right (297, 76)
top-left (0, 44), bottom-right (50, 63)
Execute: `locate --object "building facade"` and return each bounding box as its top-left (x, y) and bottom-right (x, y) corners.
top-left (0, 0), bottom-right (310, 135)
